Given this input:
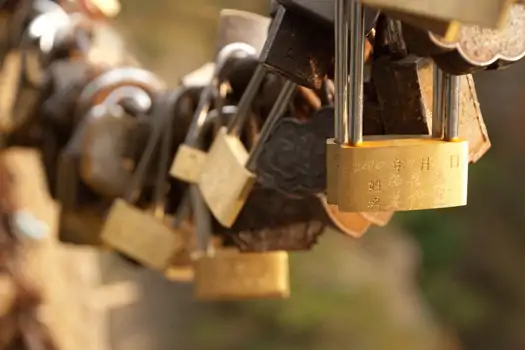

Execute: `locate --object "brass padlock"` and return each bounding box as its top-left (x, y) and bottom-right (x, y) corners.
top-left (329, 0), bottom-right (468, 212)
top-left (170, 43), bottom-right (256, 183)
top-left (101, 93), bottom-right (188, 276)
top-left (362, 0), bottom-right (514, 29)
top-left (194, 249), bottom-right (290, 301)
top-left (199, 73), bottom-right (297, 228)
top-left (170, 10), bottom-right (269, 184)
top-left (191, 188), bottom-right (290, 301)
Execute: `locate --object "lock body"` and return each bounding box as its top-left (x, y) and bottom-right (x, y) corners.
top-left (199, 127), bottom-right (256, 228)
top-left (336, 137), bottom-right (469, 212)
top-left (80, 108), bottom-right (134, 197)
top-left (101, 199), bottom-right (184, 270)
top-left (194, 249), bottom-right (290, 300)
top-left (170, 145), bottom-right (208, 184)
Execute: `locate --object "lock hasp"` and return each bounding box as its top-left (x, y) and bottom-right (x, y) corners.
top-left (337, 137), bottom-right (468, 212)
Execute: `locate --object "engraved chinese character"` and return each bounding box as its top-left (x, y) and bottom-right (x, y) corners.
top-left (410, 173), bottom-right (421, 187)
top-left (450, 154), bottom-right (460, 168)
top-left (389, 190), bottom-right (401, 209)
top-left (421, 156), bottom-right (430, 171)
top-left (388, 173), bottom-right (403, 187)
top-left (374, 161), bottom-right (386, 170)
top-left (368, 198), bottom-right (381, 209)
top-left (368, 179), bottom-right (381, 192)
top-left (393, 158), bottom-right (404, 172)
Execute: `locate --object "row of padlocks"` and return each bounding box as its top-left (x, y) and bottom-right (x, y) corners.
top-left (0, 0), bottom-right (521, 302)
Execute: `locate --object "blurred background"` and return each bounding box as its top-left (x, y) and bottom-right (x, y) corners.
top-left (101, 1), bottom-right (525, 349)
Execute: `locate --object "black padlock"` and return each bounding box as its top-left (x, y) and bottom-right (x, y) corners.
top-left (260, 1), bottom-right (379, 89)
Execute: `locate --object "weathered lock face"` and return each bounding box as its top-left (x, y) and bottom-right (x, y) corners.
top-left (255, 105), bottom-right (382, 197)
top-left (260, 3), bottom-right (377, 89)
top-left (214, 185), bottom-right (326, 251)
top-left (362, 0), bottom-right (511, 29)
top-left (402, 3), bottom-right (525, 74)
top-left (194, 250), bottom-right (290, 301)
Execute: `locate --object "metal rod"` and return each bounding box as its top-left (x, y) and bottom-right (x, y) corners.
top-left (444, 74), bottom-right (460, 141)
top-left (334, 0), bottom-right (349, 144)
top-left (226, 64), bottom-right (267, 137)
top-left (432, 65), bottom-right (445, 139)
top-left (123, 110), bottom-right (164, 204)
top-left (246, 80), bottom-right (296, 172)
top-left (153, 93), bottom-right (174, 219)
top-left (348, 0), bottom-right (365, 146)
top-left (190, 185), bottom-right (213, 253)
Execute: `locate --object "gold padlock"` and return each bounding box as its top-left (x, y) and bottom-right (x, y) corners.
top-left (194, 249), bottom-right (290, 301)
top-left (190, 190), bottom-right (290, 300)
top-left (199, 73), bottom-right (297, 228)
top-left (362, 0), bottom-right (514, 29)
top-left (170, 10), bottom-right (269, 184)
top-left (101, 96), bottom-right (188, 277)
top-left (330, 0), bottom-right (468, 213)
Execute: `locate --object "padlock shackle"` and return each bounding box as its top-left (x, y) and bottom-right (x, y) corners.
top-left (443, 74), bottom-right (460, 141)
top-left (122, 93), bottom-right (166, 204)
top-left (76, 67), bottom-right (165, 119)
top-left (103, 85), bottom-right (152, 113)
top-left (226, 64), bottom-right (267, 137)
top-left (334, 0), bottom-right (349, 144)
top-left (432, 65), bottom-right (444, 139)
top-left (184, 43), bottom-right (257, 146)
top-left (433, 67), bottom-right (460, 141)
top-left (245, 79), bottom-right (296, 172)
top-left (347, 0), bottom-right (365, 146)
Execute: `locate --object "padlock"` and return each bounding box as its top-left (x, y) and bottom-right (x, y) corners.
top-left (101, 91), bottom-right (188, 274)
top-left (170, 10), bottom-right (269, 184)
top-left (194, 249), bottom-right (290, 301)
top-left (402, 3), bottom-right (525, 74)
top-left (199, 69), bottom-right (297, 228)
top-left (192, 187), bottom-right (290, 300)
top-left (260, 2), bottom-right (377, 89)
top-left (170, 43), bottom-right (256, 184)
top-left (56, 67), bottom-right (164, 245)
top-left (372, 56), bottom-right (491, 163)
top-left (331, 0), bottom-right (469, 212)
top-left (361, 0), bottom-right (514, 29)
top-left (79, 86), bottom-right (153, 197)
top-left (56, 67), bottom-right (164, 210)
